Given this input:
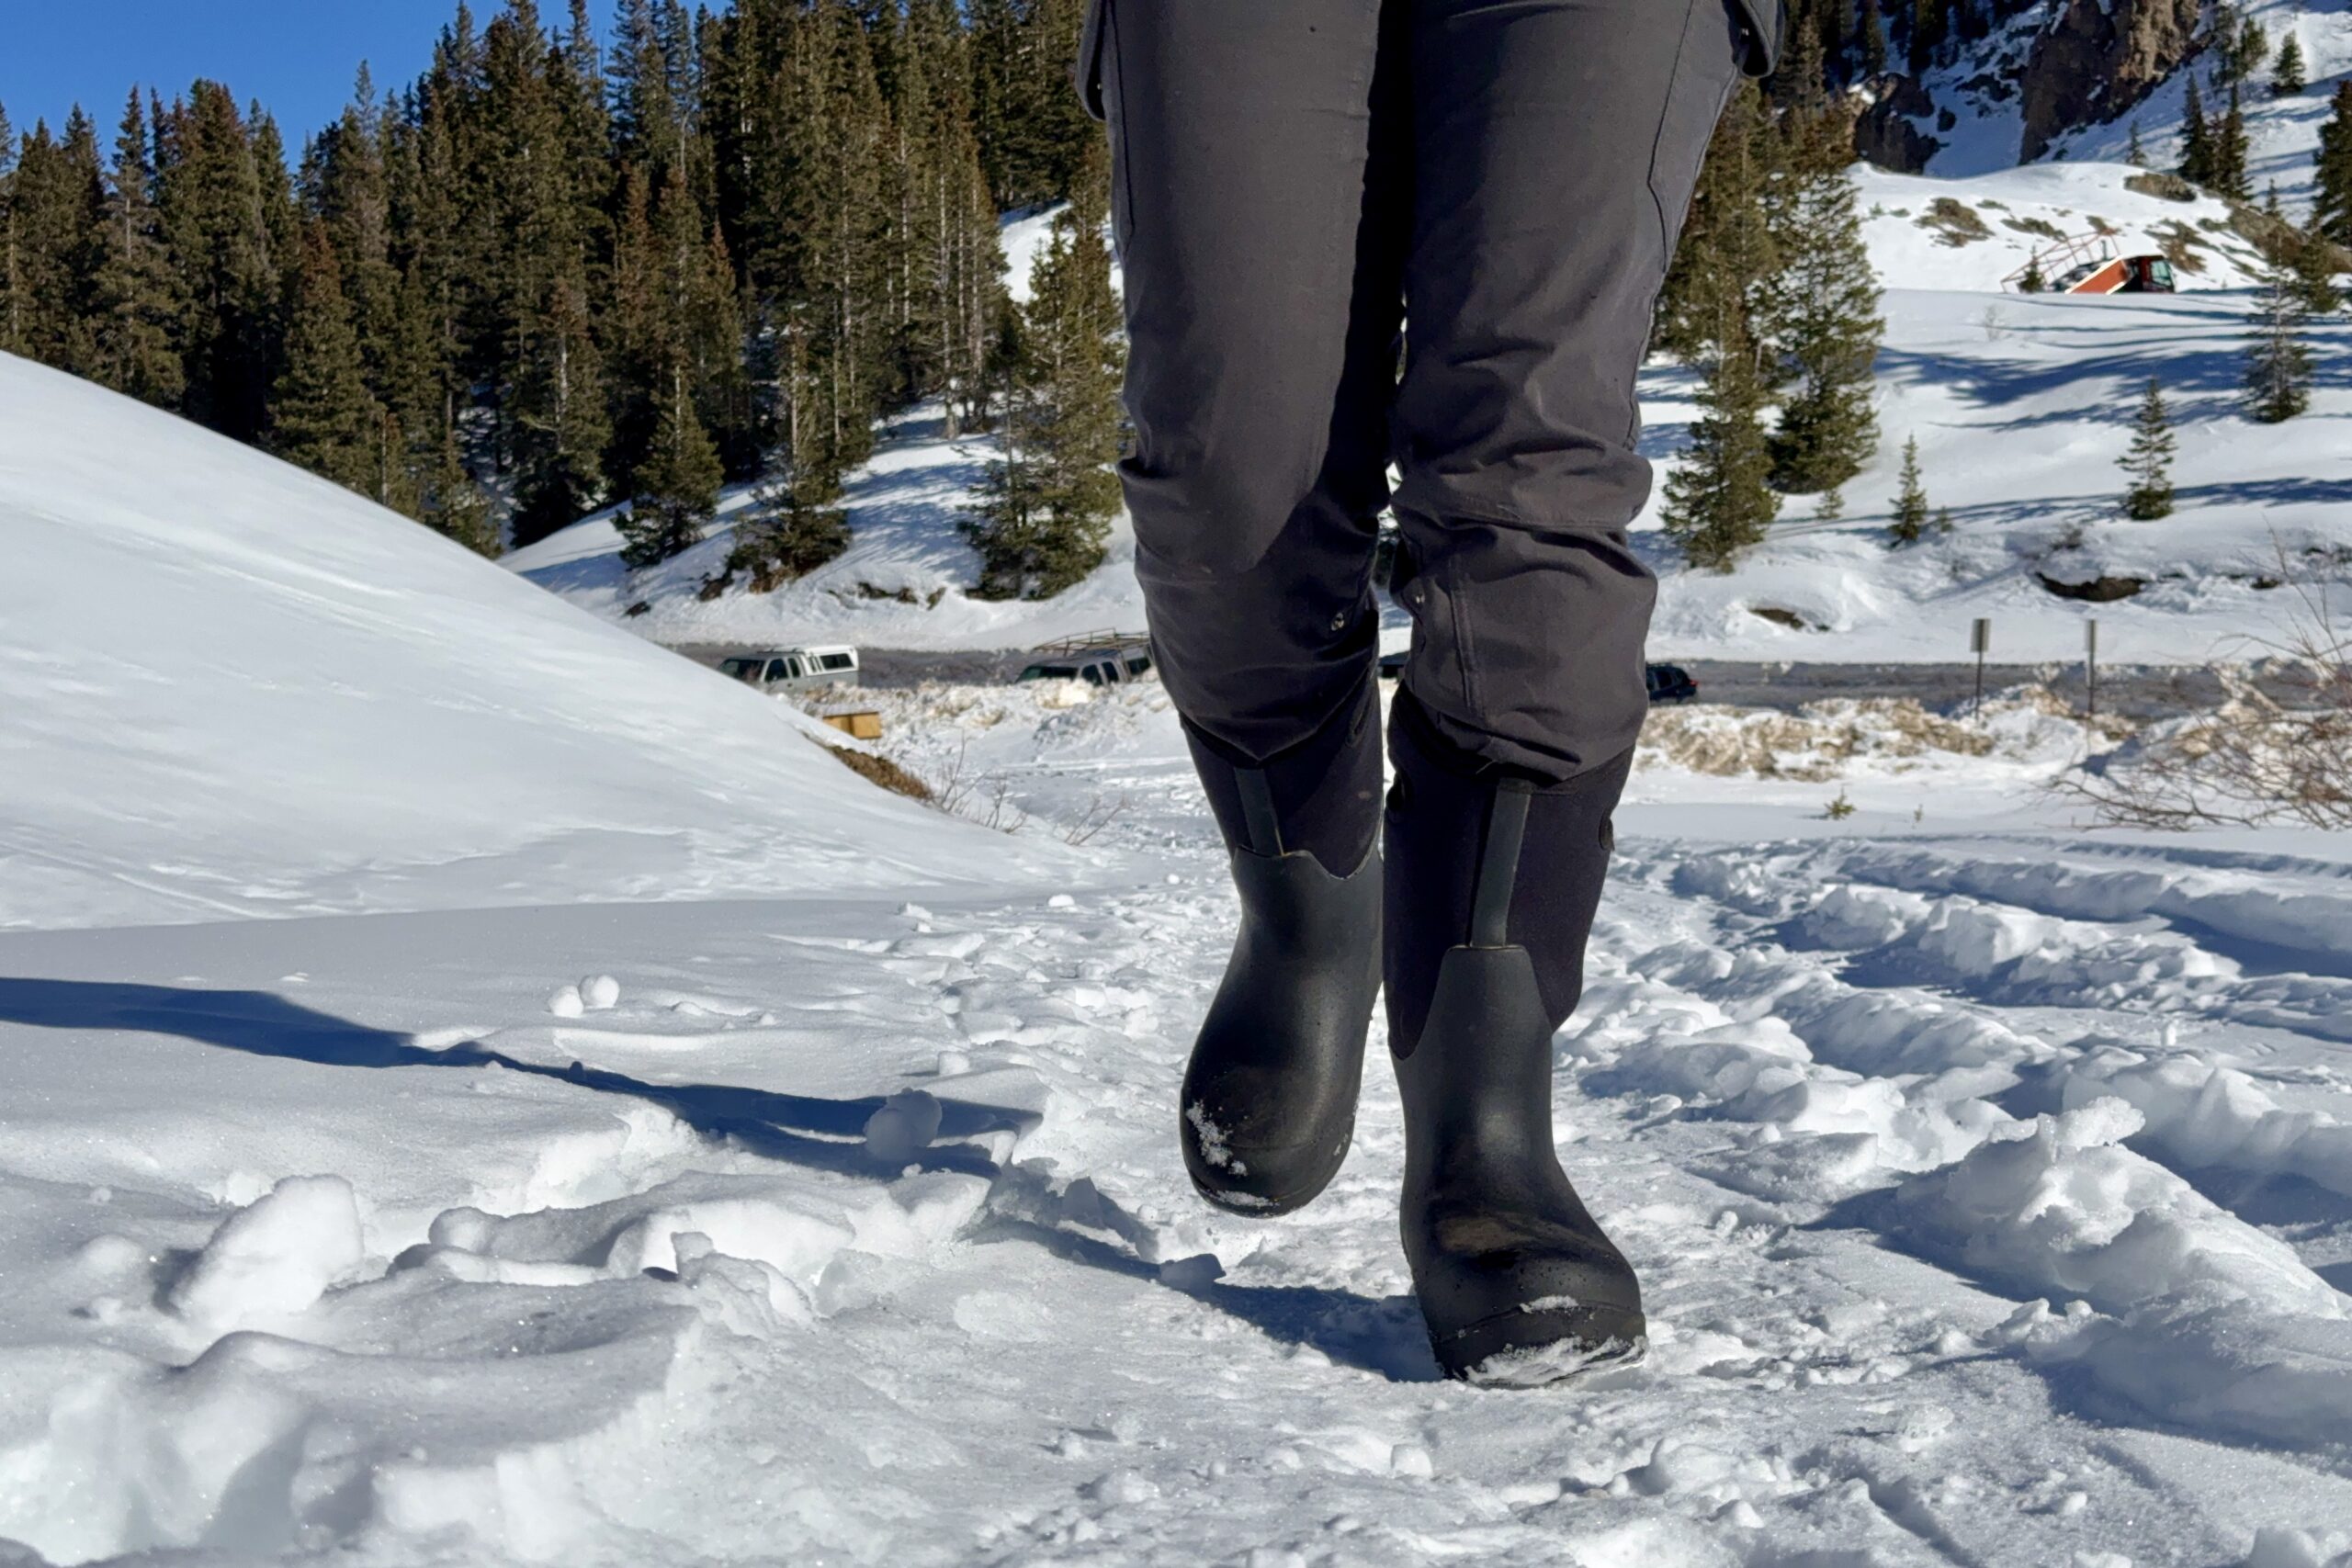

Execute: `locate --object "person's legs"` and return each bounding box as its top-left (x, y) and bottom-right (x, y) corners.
top-left (1382, 0), bottom-right (1764, 1382)
top-left (1093, 0), bottom-right (1409, 1212)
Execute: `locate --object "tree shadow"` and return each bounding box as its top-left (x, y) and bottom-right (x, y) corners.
top-left (0, 977), bottom-right (1440, 1382)
top-left (0, 976), bottom-right (1019, 1179)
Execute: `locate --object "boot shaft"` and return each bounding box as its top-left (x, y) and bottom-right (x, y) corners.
top-left (1382, 690), bottom-right (1630, 1062)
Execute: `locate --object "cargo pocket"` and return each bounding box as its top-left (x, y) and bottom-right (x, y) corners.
top-left (1393, 547), bottom-right (1476, 722)
top-left (1077, 0), bottom-right (1110, 123)
top-left (1645, 0), bottom-right (1747, 259)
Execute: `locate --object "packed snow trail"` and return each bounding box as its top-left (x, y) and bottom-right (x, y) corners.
top-left (10, 754), bottom-right (2352, 1563)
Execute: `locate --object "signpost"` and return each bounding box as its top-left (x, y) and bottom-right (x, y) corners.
top-left (1971, 617), bottom-right (1990, 717)
top-left (2086, 617), bottom-right (2098, 720)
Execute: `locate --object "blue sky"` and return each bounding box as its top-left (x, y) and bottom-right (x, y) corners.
top-left (3, 3), bottom-right (593, 149)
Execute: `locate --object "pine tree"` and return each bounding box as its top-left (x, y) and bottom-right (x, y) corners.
top-left (0, 100), bottom-right (18, 357)
top-left (2315, 84), bottom-right (2352, 246)
top-left (2273, 32), bottom-right (2307, 96)
top-left (271, 223), bottom-right (391, 493)
top-left (2291, 220), bottom-right (2344, 314)
top-left (2179, 76), bottom-right (2212, 187)
top-left (723, 396), bottom-right (853, 592)
top-left (1888, 435), bottom-right (1929, 545)
top-left (1657, 81), bottom-right (1778, 362)
top-left (2126, 118), bottom-right (2146, 167)
top-left (2214, 81), bottom-right (2253, 199)
top-left (10, 112), bottom-right (107, 378)
top-left (158, 82), bottom-right (288, 444)
top-left (1860, 0), bottom-right (1889, 76)
top-left (90, 91), bottom-right (183, 407)
top-left (970, 0), bottom-right (1097, 211)
top-left (1769, 159), bottom-right (1883, 493)
top-left (2119, 378), bottom-right (2176, 520)
top-left (618, 367), bottom-right (724, 568)
top-left (2244, 258), bottom-right (2314, 423)
top-left (1661, 313), bottom-right (1779, 571)
top-left (964, 147), bottom-right (1123, 599)
top-left (418, 420), bottom-right (500, 555)
top-left (509, 268), bottom-right (612, 545)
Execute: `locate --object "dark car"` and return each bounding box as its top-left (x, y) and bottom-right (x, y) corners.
top-left (1645, 662), bottom-right (1699, 704)
top-left (1385, 650), bottom-right (1697, 705)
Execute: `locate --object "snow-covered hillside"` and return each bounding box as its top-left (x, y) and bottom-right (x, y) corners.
top-left (0, 352), bottom-right (1062, 930)
top-left (1855, 162), bottom-right (2277, 291)
top-left (516, 175), bottom-right (2352, 671)
top-left (1645, 282), bottom-right (2352, 663)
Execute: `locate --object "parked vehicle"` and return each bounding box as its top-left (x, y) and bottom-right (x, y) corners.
top-left (720, 646), bottom-right (861, 692)
top-left (2004, 234), bottom-right (2176, 296)
top-left (1017, 632), bottom-right (1155, 687)
top-left (1645, 662), bottom-right (1700, 704)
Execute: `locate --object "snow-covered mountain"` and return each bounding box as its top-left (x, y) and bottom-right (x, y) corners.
top-left (0, 351), bottom-right (1061, 931)
top-left (1875, 0), bottom-right (2350, 209)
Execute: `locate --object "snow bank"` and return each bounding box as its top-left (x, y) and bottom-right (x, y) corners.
top-left (0, 352), bottom-right (1062, 931)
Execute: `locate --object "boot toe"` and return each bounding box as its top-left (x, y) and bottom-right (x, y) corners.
top-left (1412, 1214), bottom-right (1645, 1384)
top-left (1181, 1104), bottom-right (1355, 1215)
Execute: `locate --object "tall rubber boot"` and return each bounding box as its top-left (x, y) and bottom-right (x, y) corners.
top-left (1179, 680), bottom-right (1385, 1215)
top-left (1384, 692), bottom-right (1644, 1385)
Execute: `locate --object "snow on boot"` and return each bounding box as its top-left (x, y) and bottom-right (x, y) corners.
top-left (1384, 692), bottom-right (1643, 1385)
top-left (1179, 680), bottom-right (1385, 1215)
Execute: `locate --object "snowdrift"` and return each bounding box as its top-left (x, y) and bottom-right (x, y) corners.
top-left (0, 352), bottom-right (1057, 931)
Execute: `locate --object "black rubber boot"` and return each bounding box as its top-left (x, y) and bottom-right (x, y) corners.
top-left (1179, 681), bottom-right (1385, 1216)
top-left (1385, 692), bottom-right (1644, 1386)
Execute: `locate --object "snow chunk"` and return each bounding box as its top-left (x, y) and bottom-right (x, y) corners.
top-left (169, 1175), bottom-right (366, 1329)
top-left (1889, 1100), bottom-right (2342, 1318)
top-left (863, 1089), bottom-right (945, 1164)
top-left (580, 974), bottom-right (621, 1010)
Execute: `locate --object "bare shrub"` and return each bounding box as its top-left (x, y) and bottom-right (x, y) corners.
top-left (828, 746), bottom-right (935, 803)
top-left (2057, 563), bottom-right (2352, 829)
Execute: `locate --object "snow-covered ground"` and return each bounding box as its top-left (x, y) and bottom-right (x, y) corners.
top-left (11, 356), bottom-right (2352, 1563)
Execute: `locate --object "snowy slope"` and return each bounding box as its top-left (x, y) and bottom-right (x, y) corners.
top-left (502, 401), bottom-right (1150, 654)
top-left (514, 145), bottom-right (2352, 669)
top-left (1855, 162), bottom-right (2275, 292)
top-left (0, 352), bottom-right (1065, 931)
top-left (516, 267), bottom-right (2352, 670)
top-left (1642, 285), bottom-right (2352, 663)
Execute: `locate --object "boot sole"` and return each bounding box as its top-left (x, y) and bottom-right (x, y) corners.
top-left (1431, 1302), bottom-right (1648, 1389)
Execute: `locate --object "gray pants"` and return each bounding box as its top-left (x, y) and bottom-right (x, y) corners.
top-left (1081, 0), bottom-right (1774, 781)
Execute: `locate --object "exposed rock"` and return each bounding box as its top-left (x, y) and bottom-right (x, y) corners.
top-left (2038, 572), bottom-right (2145, 603)
top-left (1855, 73), bottom-right (1943, 174)
top-left (2019, 0), bottom-right (2203, 163)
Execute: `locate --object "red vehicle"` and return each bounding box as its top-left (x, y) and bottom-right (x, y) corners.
top-left (2004, 234), bottom-right (2177, 295)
